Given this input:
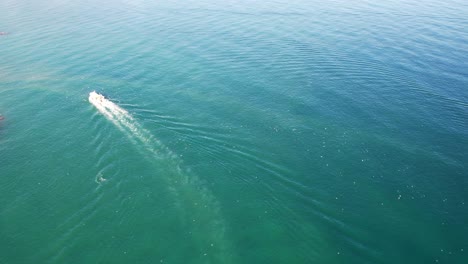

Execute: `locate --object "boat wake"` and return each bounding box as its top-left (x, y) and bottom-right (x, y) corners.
top-left (88, 91), bottom-right (232, 262)
top-left (88, 91), bottom-right (168, 159)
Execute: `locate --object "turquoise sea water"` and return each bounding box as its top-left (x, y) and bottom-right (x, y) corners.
top-left (1, 0), bottom-right (467, 263)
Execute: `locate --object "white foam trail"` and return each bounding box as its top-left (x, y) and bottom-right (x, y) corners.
top-left (88, 91), bottom-right (233, 262)
top-left (89, 91), bottom-right (168, 159)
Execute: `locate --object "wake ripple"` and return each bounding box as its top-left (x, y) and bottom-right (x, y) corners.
top-left (89, 91), bottom-right (169, 158)
top-left (88, 91), bottom-right (232, 263)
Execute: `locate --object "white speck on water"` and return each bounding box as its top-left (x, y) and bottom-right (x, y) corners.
top-left (398, 195), bottom-right (402, 200)
top-left (211, 243), bottom-right (214, 247)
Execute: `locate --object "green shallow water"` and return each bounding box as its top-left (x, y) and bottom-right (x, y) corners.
top-left (1, 0), bottom-right (467, 263)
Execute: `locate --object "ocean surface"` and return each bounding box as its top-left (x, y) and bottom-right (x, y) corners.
top-left (1, 0), bottom-right (467, 263)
